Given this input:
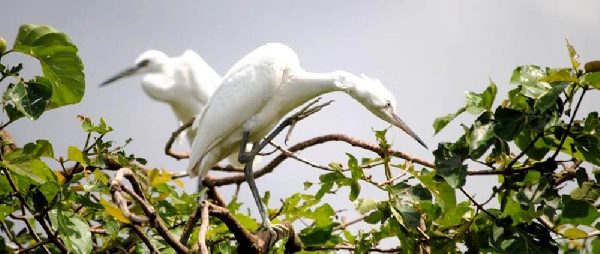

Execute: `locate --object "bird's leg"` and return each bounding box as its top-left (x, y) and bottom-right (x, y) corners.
top-left (284, 97), bottom-right (331, 145)
top-left (238, 98), bottom-right (334, 164)
top-left (242, 141), bottom-right (284, 247)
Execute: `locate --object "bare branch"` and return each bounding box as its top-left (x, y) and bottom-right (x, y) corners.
top-left (131, 225), bottom-right (160, 254)
top-left (14, 239), bottom-right (50, 254)
top-left (198, 201), bottom-right (210, 254)
top-left (110, 167), bottom-right (190, 253)
top-left (165, 117), bottom-right (195, 160)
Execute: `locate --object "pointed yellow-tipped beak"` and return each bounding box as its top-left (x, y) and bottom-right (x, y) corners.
top-left (390, 112), bottom-right (428, 149)
top-left (99, 64), bottom-right (144, 87)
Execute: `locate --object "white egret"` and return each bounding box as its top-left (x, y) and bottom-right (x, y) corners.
top-left (186, 43), bottom-right (428, 246)
top-left (99, 49), bottom-right (220, 145)
top-left (99, 49), bottom-right (256, 195)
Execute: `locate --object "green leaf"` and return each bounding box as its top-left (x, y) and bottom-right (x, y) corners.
top-left (538, 69), bottom-right (578, 83)
top-left (433, 107), bottom-right (466, 135)
top-left (313, 204), bottom-right (335, 226)
top-left (560, 195), bottom-right (600, 225)
top-left (563, 227), bottom-right (588, 238)
top-left (494, 107), bottom-right (526, 141)
top-left (573, 134), bottom-right (600, 166)
top-left (300, 224), bottom-right (335, 246)
top-left (582, 72), bottom-right (600, 89)
top-left (349, 179), bottom-right (361, 201)
top-left (433, 143), bottom-right (467, 188)
top-left (470, 114), bottom-right (496, 159)
top-left (414, 170), bottom-right (456, 212)
top-left (3, 79), bottom-right (52, 120)
top-left (364, 210), bottom-right (384, 224)
top-left (464, 80), bottom-right (497, 115)
top-left (12, 24), bottom-right (85, 108)
top-left (2, 160), bottom-right (44, 184)
top-left (502, 194), bottom-right (538, 225)
top-left (353, 198), bottom-right (379, 214)
top-left (511, 65), bottom-right (550, 99)
top-left (407, 185), bottom-right (432, 202)
top-left (346, 153), bottom-right (364, 180)
top-left (67, 146), bottom-right (88, 164)
top-left (534, 82), bottom-right (569, 112)
top-left (395, 203), bottom-right (420, 229)
top-left (48, 210), bottom-right (92, 254)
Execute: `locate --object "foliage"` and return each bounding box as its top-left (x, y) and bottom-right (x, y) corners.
top-left (1, 24), bottom-right (600, 254)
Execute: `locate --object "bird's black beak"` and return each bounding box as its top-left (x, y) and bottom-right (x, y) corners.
top-left (390, 112), bottom-right (428, 149)
top-left (99, 64), bottom-right (144, 87)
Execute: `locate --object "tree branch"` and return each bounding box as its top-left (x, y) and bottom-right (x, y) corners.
top-left (110, 167), bottom-right (190, 253)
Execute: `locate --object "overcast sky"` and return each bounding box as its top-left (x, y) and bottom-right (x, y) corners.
top-left (2, 0), bottom-right (600, 243)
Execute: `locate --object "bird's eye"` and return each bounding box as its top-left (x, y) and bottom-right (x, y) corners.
top-left (385, 101), bottom-right (392, 108)
top-left (138, 59), bottom-right (150, 67)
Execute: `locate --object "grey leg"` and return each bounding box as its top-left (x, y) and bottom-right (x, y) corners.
top-left (242, 141), bottom-right (278, 246)
top-left (238, 98), bottom-right (333, 164)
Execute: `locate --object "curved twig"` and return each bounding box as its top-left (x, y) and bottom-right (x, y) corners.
top-left (110, 167), bottom-right (190, 253)
top-left (165, 117), bottom-right (195, 160)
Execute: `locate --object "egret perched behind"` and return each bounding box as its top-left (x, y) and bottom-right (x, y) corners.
top-left (187, 43), bottom-right (428, 246)
top-left (99, 49), bottom-right (258, 165)
top-left (99, 49), bottom-right (220, 145)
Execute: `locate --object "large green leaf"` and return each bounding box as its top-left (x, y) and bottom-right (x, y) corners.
top-left (48, 210), bottom-right (92, 254)
top-left (12, 24), bottom-right (85, 108)
top-left (560, 195), bottom-right (600, 225)
top-left (2, 78), bottom-right (52, 120)
top-left (433, 142), bottom-right (468, 188)
top-left (494, 107), bottom-right (526, 141)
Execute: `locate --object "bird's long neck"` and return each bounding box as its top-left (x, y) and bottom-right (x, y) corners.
top-left (286, 70), bottom-right (358, 101)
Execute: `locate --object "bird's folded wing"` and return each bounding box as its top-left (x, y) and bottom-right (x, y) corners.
top-left (187, 62), bottom-right (281, 170)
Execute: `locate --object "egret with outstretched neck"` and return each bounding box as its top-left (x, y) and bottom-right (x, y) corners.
top-left (186, 43), bottom-right (428, 246)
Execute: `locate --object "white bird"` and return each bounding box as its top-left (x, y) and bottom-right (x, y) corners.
top-left (186, 43), bottom-right (428, 246)
top-left (99, 49), bottom-right (220, 145)
top-left (99, 49), bottom-right (256, 194)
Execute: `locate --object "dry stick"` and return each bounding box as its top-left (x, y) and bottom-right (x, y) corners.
top-left (165, 117), bottom-right (195, 160)
top-left (206, 134), bottom-right (436, 187)
top-left (378, 160), bottom-right (412, 187)
top-left (459, 187), bottom-right (496, 220)
top-left (110, 167), bottom-right (190, 254)
top-left (131, 225), bottom-right (160, 253)
top-left (333, 214), bottom-right (368, 231)
top-left (179, 187), bottom-right (225, 247)
top-left (3, 168), bottom-right (52, 254)
top-left (198, 201), bottom-right (210, 254)
top-left (206, 203), bottom-right (260, 249)
top-left (180, 202), bottom-right (202, 246)
top-left (305, 245), bottom-right (401, 253)
top-left (0, 220), bottom-right (22, 250)
top-left (14, 239), bottom-right (50, 254)
top-left (554, 159), bottom-right (583, 186)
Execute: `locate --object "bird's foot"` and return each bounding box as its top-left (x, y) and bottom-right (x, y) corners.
top-left (284, 97), bottom-right (334, 144)
top-left (265, 223), bottom-right (288, 248)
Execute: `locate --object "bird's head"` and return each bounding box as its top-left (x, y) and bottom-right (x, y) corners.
top-left (348, 73), bottom-right (428, 149)
top-left (99, 50), bottom-right (170, 87)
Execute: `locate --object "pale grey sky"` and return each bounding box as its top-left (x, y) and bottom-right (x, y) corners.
top-left (2, 0), bottom-right (600, 244)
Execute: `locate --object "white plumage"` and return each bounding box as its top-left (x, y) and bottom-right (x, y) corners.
top-left (186, 43), bottom-right (427, 246)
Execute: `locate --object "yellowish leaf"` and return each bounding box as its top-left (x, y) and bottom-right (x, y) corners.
top-left (174, 179), bottom-right (184, 187)
top-left (53, 170), bottom-right (66, 184)
top-left (563, 227), bottom-right (588, 238)
top-left (565, 38), bottom-right (580, 69)
top-left (100, 197), bottom-right (131, 224)
top-left (70, 185), bottom-right (85, 192)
